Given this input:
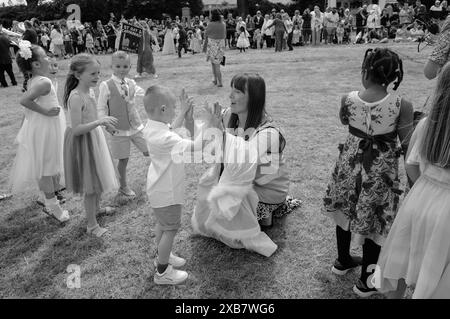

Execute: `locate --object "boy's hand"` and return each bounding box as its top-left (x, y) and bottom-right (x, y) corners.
top-left (180, 88), bottom-right (194, 115)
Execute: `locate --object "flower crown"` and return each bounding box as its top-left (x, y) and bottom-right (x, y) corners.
top-left (18, 40), bottom-right (33, 60)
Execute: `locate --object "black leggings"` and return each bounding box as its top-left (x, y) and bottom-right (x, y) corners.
top-left (336, 226), bottom-right (381, 283)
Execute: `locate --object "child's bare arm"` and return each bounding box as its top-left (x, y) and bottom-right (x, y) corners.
top-left (398, 98), bottom-right (414, 155)
top-left (171, 88), bottom-right (192, 130)
top-left (339, 94), bottom-right (350, 125)
top-left (69, 94), bottom-right (118, 136)
top-left (20, 80), bottom-right (58, 117)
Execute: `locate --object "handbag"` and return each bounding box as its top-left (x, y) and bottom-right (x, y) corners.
top-left (220, 56), bottom-right (226, 66)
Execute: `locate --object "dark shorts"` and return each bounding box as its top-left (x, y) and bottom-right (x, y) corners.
top-left (153, 204), bottom-right (182, 231)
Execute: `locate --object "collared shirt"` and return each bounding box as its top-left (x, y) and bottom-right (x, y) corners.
top-left (97, 74), bottom-right (145, 136)
top-left (143, 119), bottom-right (194, 208)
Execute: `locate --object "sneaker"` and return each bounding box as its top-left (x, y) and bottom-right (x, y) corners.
top-left (119, 187), bottom-right (136, 197)
top-left (153, 252), bottom-right (186, 268)
top-left (353, 279), bottom-right (380, 298)
top-left (154, 265), bottom-right (188, 285)
top-left (331, 256), bottom-right (362, 275)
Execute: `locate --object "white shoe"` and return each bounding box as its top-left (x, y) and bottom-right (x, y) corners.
top-left (154, 265), bottom-right (188, 285)
top-left (153, 252), bottom-right (186, 268)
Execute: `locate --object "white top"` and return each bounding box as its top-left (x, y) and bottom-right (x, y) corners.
top-left (97, 75), bottom-right (145, 137)
top-left (143, 119), bottom-right (196, 208)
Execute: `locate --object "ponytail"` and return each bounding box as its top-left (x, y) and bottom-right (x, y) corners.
top-left (63, 73), bottom-right (79, 109)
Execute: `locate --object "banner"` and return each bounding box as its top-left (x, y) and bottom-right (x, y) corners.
top-left (118, 23), bottom-right (143, 54)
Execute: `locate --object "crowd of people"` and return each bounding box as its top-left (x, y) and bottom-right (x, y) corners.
top-left (1, 1), bottom-right (450, 299)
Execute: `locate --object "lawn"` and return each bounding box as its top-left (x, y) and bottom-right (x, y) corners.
top-left (0, 43), bottom-right (435, 299)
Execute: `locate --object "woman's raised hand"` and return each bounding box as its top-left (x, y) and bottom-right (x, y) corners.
top-left (203, 101), bottom-right (223, 130)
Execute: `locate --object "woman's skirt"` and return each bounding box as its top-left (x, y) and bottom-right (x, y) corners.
top-left (206, 38), bottom-right (225, 65)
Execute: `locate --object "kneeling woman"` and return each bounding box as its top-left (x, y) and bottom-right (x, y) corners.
top-left (191, 73), bottom-right (300, 257)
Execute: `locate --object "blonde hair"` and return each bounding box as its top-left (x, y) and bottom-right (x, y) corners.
top-left (421, 62), bottom-right (450, 167)
top-left (63, 54), bottom-right (99, 109)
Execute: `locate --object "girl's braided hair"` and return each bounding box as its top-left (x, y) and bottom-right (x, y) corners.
top-left (361, 47), bottom-right (404, 90)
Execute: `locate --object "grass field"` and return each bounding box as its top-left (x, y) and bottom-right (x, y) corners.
top-left (0, 43), bottom-right (435, 299)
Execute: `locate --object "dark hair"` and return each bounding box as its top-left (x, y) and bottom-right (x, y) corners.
top-left (240, 26), bottom-right (245, 32)
top-left (16, 44), bottom-right (42, 91)
top-left (63, 54), bottom-right (99, 109)
top-left (211, 9), bottom-right (221, 22)
top-left (228, 73), bottom-right (266, 132)
top-left (421, 62), bottom-right (450, 167)
top-left (361, 47), bottom-right (403, 90)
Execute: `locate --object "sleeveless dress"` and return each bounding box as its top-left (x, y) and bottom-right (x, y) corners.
top-left (162, 28), bottom-right (176, 55)
top-left (9, 76), bottom-right (66, 194)
top-left (137, 29), bottom-right (156, 75)
top-left (63, 90), bottom-right (118, 195)
top-left (323, 91), bottom-right (404, 246)
top-left (376, 118), bottom-right (450, 298)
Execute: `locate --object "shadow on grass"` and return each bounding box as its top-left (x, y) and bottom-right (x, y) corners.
top-left (0, 203), bottom-right (62, 270)
top-left (0, 202), bottom-right (108, 297)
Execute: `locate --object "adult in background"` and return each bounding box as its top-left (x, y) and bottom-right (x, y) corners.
top-left (225, 13), bottom-right (236, 49)
top-left (0, 25), bottom-right (17, 88)
top-left (267, 13), bottom-right (287, 52)
top-left (311, 6), bottom-right (324, 46)
top-left (262, 14), bottom-right (274, 48)
top-left (205, 10), bottom-right (226, 87)
top-left (50, 24), bottom-right (64, 58)
top-left (283, 13), bottom-right (294, 51)
top-left (137, 21), bottom-right (157, 79)
top-left (254, 10), bottom-right (264, 31)
top-left (302, 8), bottom-right (312, 45)
top-left (424, 15), bottom-right (450, 79)
top-left (22, 20), bottom-right (38, 45)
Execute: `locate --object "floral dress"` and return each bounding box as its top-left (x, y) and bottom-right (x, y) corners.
top-left (323, 91), bottom-right (404, 246)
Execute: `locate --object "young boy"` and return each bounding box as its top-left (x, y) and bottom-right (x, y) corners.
top-left (97, 51), bottom-right (149, 198)
top-left (143, 85), bottom-right (221, 285)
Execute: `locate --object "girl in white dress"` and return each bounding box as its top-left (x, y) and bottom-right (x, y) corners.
top-left (9, 41), bottom-right (69, 222)
top-left (375, 62), bottom-right (450, 299)
top-left (162, 23), bottom-right (176, 55)
top-left (236, 26), bottom-right (250, 52)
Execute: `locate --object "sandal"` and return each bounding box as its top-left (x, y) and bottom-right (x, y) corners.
top-left (97, 206), bottom-right (117, 216)
top-left (42, 206), bottom-right (70, 224)
top-left (87, 224), bottom-right (108, 237)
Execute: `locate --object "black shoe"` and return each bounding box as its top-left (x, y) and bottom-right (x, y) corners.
top-left (55, 190), bottom-right (66, 204)
top-left (331, 256), bottom-right (362, 275)
top-left (353, 279), bottom-right (380, 298)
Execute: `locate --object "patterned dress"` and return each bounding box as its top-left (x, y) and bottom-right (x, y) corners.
top-left (323, 91), bottom-right (404, 246)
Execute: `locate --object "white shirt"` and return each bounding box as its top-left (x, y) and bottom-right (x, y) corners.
top-left (262, 19), bottom-right (274, 36)
top-left (143, 119), bottom-right (194, 208)
top-left (97, 75), bottom-right (145, 137)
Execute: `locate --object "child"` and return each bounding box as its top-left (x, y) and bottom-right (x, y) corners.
top-left (9, 41), bottom-right (69, 223)
top-left (63, 54), bottom-right (119, 237)
top-left (323, 48), bottom-right (414, 297)
top-left (236, 26), bottom-right (250, 53)
top-left (143, 85), bottom-right (221, 285)
top-left (336, 22), bottom-right (345, 44)
top-left (253, 28), bottom-right (263, 49)
top-left (41, 32), bottom-right (50, 52)
top-left (85, 31), bottom-right (95, 54)
top-left (375, 62), bottom-right (450, 299)
top-left (97, 51), bottom-right (149, 198)
top-left (292, 25), bottom-right (301, 46)
top-left (192, 25), bottom-right (202, 54)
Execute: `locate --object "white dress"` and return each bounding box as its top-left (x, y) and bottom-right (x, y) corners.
top-left (191, 131), bottom-right (278, 257)
top-left (376, 118), bottom-right (450, 298)
top-left (162, 28), bottom-right (176, 55)
top-left (9, 76), bottom-right (66, 194)
top-left (236, 30), bottom-right (250, 49)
